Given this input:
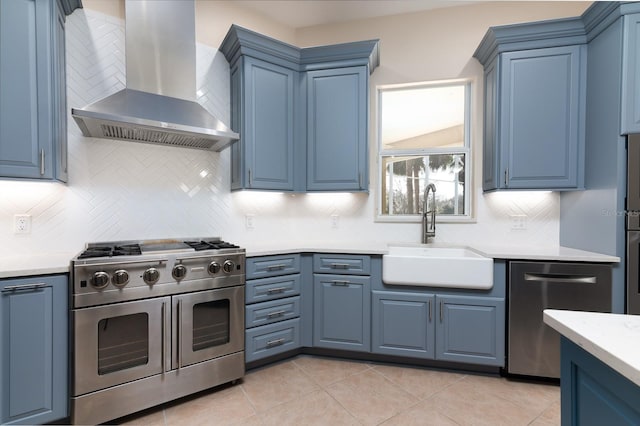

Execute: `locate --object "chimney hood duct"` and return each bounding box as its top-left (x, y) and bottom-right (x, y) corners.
top-left (71, 0), bottom-right (238, 151)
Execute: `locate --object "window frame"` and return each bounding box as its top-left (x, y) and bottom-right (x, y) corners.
top-left (375, 79), bottom-right (473, 223)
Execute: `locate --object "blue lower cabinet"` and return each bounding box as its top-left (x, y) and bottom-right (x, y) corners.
top-left (372, 291), bottom-right (435, 359)
top-left (561, 337), bottom-right (640, 425)
top-left (245, 255), bottom-right (303, 363)
top-left (245, 318), bottom-right (301, 363)
top-left (371, 291), bottom-right (504, 366)
top-left (245, 296), bottom-right (300, 329)
top-left (313, 274), bottom-right (370, 352)
top-left (435, 295), bottom-right (505, 367)
top-left (0, 275), bottom-right (68, 425)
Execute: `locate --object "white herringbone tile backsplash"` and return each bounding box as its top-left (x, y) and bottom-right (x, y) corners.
top-left (0, 10), bottom-right (235, 256)
top-left (0, 9), bottom-right (560, 258)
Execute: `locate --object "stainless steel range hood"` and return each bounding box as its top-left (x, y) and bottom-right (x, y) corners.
top-left (71, 0), bottom-right (238, 151)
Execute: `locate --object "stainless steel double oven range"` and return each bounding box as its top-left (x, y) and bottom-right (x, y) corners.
top-left (70, 238), bottom-right (245, 425)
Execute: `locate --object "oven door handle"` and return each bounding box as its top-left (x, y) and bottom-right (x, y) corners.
top-left (161, 301), bottom-right (166, 372)
top-left (177, 299), bottom-right (182, 369)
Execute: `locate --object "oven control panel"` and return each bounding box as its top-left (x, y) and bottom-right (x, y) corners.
top-left (72, 253), bottom-right (245, 308)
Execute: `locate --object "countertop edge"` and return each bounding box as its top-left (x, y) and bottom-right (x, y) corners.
top-left (244, 242), bottom-right (619, 263)
top-left (0, 265), bottom-right (71, 279)
top-left (543, 309), bottom-right (640, 388)
top-left (0, 243), bottom-right (618, 278)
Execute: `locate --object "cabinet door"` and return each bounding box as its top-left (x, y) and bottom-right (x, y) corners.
top-left (622, 13), bottom-right (640, 134)
top-left (372, 291), bottom-right (435, 359)
top-left (0, 275), bottom-right (68, 424)
top-left (0, 0), bottom-right (54, 179)
top-left (499, 45), bottom-right (585, 189)
top-left (241, 57), bottom-right (295, 190)
top-left (482, 57), bottom-right (500, 191)
top-left (313, 274), bottom-right (370, 352)
top-left (560, 338), bottom-right (640, 426)
top-left (52, 2), bottom-right (67, 182)
top-left (435, 295), bottom-right (504, 367)
top-left (306, 66), bottom-right (367, 191)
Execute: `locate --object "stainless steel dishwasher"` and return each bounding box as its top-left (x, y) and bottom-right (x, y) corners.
top-left (508, 261), bottom-right (612, 378)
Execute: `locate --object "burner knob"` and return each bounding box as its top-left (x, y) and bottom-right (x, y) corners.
top-left (222, 260), bottom-right (235, 274)
top-left (90, 271), bottom-right (110, 289)
top-left (143, 268), bottom-right (160, 285)
top-left (112, 270), bottom-right (129, 287)
top-left (208, 262), bottom-right (221, 275)
top-left (172, 264), bottom-right (187, 281)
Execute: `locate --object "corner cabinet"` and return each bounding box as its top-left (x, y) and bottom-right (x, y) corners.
top-left (220, 25), bottom-right (378, 193)
top-left (306, 67), bottom-right (368, 191)
top-left (0, 0), bottom-right (75, 181)
top-left (474, 21), bottom-right (586, 191)
top-left (230, 57), bottom-right (296, 191)
top-left (0, 274), bottom-right (68, 425)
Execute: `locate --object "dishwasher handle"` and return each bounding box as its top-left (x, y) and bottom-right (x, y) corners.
top-left (523, 273), bottom-right (597, 284)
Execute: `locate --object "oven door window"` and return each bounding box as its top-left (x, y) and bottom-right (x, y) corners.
top-left (98, 313), bottom-right (149, 374)
top-left (174, 286), bottom-right (244, 368)
top-left (193, 300), bottom-right (230, 351)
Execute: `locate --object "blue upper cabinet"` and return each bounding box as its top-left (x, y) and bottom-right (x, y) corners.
top-left (474, 19), bottom-right (587, 191)
top-left (0, 0), bottom-right (76, 182)
top-left (230, 57), bottom-right (296, 191)
top-left (622, 13), bottom-right (640, 134)
top-left (306, 67), bottom-right (368, 191)
top-left (220, 25), bottom-right (378, 192)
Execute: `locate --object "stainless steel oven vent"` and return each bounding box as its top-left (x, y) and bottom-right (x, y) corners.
top-left (71, 0), bottom-right (238, 151)
top-left (101, 124), bottom-right (216, 150)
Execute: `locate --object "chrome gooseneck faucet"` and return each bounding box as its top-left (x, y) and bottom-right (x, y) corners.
top-left (422, 183), bottom-right (437, 243)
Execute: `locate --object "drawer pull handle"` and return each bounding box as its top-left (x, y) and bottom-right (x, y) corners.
top-left (331, 280), bottom-right (350, 286)
top-left (330, 263), bottom-right (350, 269)
top-left (266, 338), bottom-right (285, 348)
top-left (2, 283), bottom-right (49, 293)
top-left (267, 264), bottom-right (287, 271)
top-left (267, 310), bottom-right (286, 319)
top-left (267, 287), bottom-right (287, 294)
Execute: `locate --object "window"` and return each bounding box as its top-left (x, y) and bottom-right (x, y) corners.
top-left (377, 81), bottom-right (471, 221)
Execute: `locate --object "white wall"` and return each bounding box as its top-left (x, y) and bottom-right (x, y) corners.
top-left (229, 1), bottom-right (590, 247)
top-left (0, 2), bottom-right (589, 257)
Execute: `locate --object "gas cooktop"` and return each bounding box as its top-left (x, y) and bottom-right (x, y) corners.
top-left (76, 237), bottom-right (242, 260)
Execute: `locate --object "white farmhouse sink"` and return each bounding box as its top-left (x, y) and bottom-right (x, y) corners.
top-left (382, 245), bottom-right (494, 289)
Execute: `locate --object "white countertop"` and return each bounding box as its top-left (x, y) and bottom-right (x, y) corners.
top-left (544, 309), bottom-right (640, 387)
top-left (241, 240), bottom-right (619, 263)
top-left (0, 242), bottom-right (618, 279)
top-left (0, 252), bottom-right (76, 279)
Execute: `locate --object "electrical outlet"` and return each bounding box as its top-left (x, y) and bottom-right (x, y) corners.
top-left (14, 214), bottom-right (31, 234)
top-left (245, 214), bottom-right (255, 230)
top-left (331, 214), bottom-right (339, 228)
top-left (510, 214), bottom-right (527, 230)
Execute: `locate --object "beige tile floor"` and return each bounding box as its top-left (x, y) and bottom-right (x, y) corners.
top-left (115, 355), bottom-right (560, 426)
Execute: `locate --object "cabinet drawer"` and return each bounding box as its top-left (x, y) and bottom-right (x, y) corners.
top-left (246, 254), bottom-right (301, 279)
top-left (246, 274), bottom-right (301, 304)
top-left (245, 318), bottom-right (300, 363)
top-left (313, 254), bottom-right (371, 275)
top-left (245, 296), bottom-right (300, 328)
